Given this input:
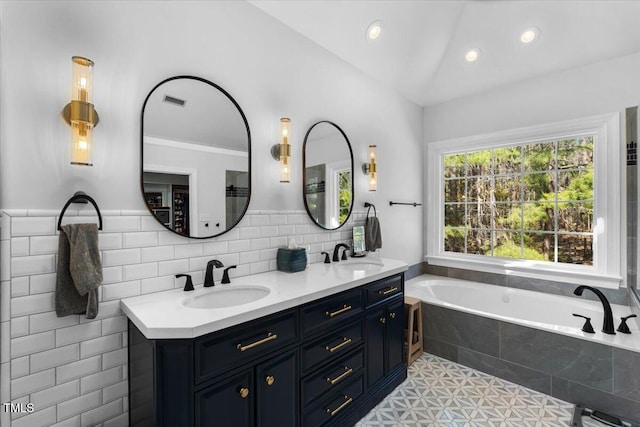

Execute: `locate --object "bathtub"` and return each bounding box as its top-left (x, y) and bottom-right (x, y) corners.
top-left (405, 274), bottom-right (640, 353)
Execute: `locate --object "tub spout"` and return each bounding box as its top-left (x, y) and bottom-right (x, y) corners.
top-left (573, 285), bottom-right (615, 335)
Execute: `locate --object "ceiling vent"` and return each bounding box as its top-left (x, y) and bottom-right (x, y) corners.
top-left (163, 95), bottom-right (186, 107)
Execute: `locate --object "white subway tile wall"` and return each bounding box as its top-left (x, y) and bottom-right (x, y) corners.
top-left (1, 209), bottom-right (366, 426)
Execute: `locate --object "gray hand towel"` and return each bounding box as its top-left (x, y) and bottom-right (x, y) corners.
top-left (365, 216), bottom-right (382, 251)
top-left (56, 223), bottom-right (103, 319)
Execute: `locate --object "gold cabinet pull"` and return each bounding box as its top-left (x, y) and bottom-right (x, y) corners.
top-left (378, 286), bottom-right (398, 296)
top-left (326, 396), bottom-right (353, 417)
top-left (389, 312), bottom-right (396, 319)
top-left (325, 337), bottom-right (352, 353)
top-left (236, 332), bottom-right (277, 352)
top-left (265, 375), bottom-right (275, 386)
top-left (238, 387), bottom-right (249, 398)
top-left (379, 317), bottom-right (386, 324)
top-left (325, 304), bottom-right (352, 318)
top-left (326, 367), bottom-right (353, 385)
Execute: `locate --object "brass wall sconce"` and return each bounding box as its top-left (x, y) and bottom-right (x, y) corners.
top-left (362, 144), bottom-right (377, 191)
top-left (61, 56), bottom-right (99, 166)
top-left (270, 117), bottom-right (291, 183)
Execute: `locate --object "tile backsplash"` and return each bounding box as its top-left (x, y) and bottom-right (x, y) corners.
top-left (0, 208), bottom-right (367, 427)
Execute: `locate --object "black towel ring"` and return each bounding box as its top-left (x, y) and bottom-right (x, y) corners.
top-left (364, 202), bottom-right (377, 218)
top-left (57, 192), bottom-right (103, 231)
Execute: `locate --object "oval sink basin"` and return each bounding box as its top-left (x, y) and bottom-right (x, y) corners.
top-left (336, 259), bottom-right (384, 269)
top-left (183, 286), bottom-right (270, 309)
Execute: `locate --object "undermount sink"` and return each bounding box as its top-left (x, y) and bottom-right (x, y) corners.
top-left (336, 258), bottom-right (384, 269)
top-left (182, 286), bottom-right (271, 309)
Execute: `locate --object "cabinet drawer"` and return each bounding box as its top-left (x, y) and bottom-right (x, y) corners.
top-left (301, 348), bottom-right (364, 408)
top-left (301, 288), bottom-right (363, 337)
top-left (301, 319), bottom-right (363, 374)
top-left (365, 275), bottom-right (403, 307)
top-left (195, 309), bottom-right (298, 384)
top-left (302, 375), bottom-right (364, 427)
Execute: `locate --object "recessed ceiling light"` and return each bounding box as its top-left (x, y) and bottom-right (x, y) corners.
top-left (520, 27), bottom-right (540, 44)
top-left (465, 48), bottom-right (480, 62)
top-left (366, 20), bottom-right (382, 40)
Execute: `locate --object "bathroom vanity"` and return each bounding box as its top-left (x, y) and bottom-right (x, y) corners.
top-left (122, 258), bottom-right (408, 426)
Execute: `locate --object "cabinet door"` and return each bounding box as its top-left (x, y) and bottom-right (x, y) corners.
top-left (386, 298), bottom-right (405, 375)
top-left (196, 370), bottom-right (254, 427)
top-left (256, 349), bottom-right (298, 427)
top-left (365, 307), bottom-right (386, 388)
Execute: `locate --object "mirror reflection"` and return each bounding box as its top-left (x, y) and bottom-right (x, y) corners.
top-left (141, 76), bottom-right (251, 238)
top-left (303, 121), bottom-right (354, 230)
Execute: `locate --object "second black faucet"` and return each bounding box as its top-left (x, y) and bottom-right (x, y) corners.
top-left (332, 243), bottom-right (350, 262)
top-left (204, 259), bottom-right (224, 287)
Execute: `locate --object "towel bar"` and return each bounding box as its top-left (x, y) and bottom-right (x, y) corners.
top-left (389, 201), bottom-right (422, 207)
top-left (58, 191), bottom-right (103, 231)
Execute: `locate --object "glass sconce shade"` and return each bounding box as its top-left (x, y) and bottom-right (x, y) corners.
top-left (363, 144), bottom-right (377, 191)
top-left (62, 56), bottom-right (99, 166)
top-left (278, 118), bottom-right (291, 183)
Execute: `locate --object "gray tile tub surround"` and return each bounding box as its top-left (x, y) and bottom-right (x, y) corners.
top-left (423, 263), bottom-right (629, 305)
top-left (421, 302), bottom-right (640, 422)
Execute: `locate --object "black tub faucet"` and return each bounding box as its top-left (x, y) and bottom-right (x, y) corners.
top-left (573, 285), bottom-right (615, 335)
top-left (332, 243), bottom-right (350, 262)
top-left (204, 259), bottom-right (224, 287)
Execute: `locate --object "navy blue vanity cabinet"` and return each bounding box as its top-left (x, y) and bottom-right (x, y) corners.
top-left (128, 307), bottom-right (299, 427)
top-left (128, 272), bottom-right (407, 427)
top-left (365, 275), bottom-right (405, 389)
top-left (366, 298), bottom-right (404, 388)
top-left (195, 348), bottom-right (298, 427)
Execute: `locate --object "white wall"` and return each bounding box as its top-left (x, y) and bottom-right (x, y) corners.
top-left (0, 1), bottom-right (423, 426)
top-left (423, 52), bottom-right (640, 142)
top-left (0, 0), bottom-right (424, 264)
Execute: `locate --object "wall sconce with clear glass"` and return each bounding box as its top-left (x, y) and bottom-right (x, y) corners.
top-left (362, 144), bottom-right (377, 191)
top-left (61, 56), bottom-right (99, 166)
top-left (270, 117), bottom-right (291, 183)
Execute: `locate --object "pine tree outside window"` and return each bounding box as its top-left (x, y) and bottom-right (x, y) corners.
top-left (426, 114), bottom-right (622, 288)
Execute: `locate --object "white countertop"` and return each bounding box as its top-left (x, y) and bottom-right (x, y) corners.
top-left (120, 257), bottom-right (408, 339)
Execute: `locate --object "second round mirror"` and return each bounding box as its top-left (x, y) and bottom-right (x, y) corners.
top-left (303, 121), bottom-right (354, 230)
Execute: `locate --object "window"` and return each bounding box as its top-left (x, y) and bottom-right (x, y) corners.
top-left (426, 113), bottom-right (622, 288)
top-left (444, 137), bottom-right (594, 265)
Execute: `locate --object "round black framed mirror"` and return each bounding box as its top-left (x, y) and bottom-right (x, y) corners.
top-left (302, 121), bottom-right (354, 230)
top-left (141, 76), bottom-right (251, 238)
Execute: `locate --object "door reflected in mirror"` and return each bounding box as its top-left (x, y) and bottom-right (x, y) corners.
top-left (303, 121), bottom-right (354, 230)
top-left (141, 76), bottom-right (251, 238)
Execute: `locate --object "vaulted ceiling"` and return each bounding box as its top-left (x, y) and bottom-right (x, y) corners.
top-left (249, 1), bottom-right (640, 107)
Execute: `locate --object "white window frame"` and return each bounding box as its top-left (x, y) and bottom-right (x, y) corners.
top-left (425, 113), bottom-right (623, 288)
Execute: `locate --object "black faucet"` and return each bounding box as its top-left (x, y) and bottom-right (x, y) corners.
top-left (221, 265), bottom-right (237, 284)
top-left (573, 285), bottom-right (615, 335)
top-left (332, 243), bottom-right (350, 262)
top-left (176, 274), bottom-right (194, 292)
top-left (204, 259), bottom-right (224, 287)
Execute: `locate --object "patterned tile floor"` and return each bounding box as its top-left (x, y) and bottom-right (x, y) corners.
top-left (356, 354), bottom-right (575, 427)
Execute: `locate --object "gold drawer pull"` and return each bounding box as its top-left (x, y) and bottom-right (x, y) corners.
top-left (327, 396), bottom-right (353, 417)
top-left (326, 304), bottom-right (352, 318)
top-left (325, 337), bottom-right (352, 353)
top-left (378, 286), bottom-right (398, 296)
top-left (239, 387), bottom-right (250, 398)
top-left (389, 312), bottom-right (396, 319)
top-left (380, 317), bottom-right (386, 324)
top-left (237, 332), bottom-right (277, 352)
top-left (265, 375), bottom-right (275, 386)
top-left (326, 367), bottom-right (353, 385)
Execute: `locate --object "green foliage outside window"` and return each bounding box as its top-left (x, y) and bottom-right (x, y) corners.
top-left (443, 137), bottom-right (594, 265)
